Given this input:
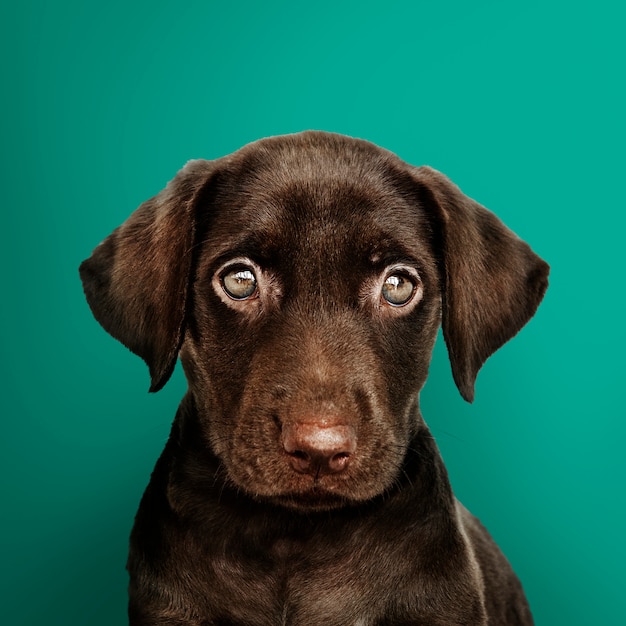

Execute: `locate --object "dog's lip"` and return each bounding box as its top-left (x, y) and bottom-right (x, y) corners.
top-left (270, 487), bottom-right (354, 510)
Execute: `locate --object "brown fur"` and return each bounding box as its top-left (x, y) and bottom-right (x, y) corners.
top-left (80, 131), bottom-right (548, 625)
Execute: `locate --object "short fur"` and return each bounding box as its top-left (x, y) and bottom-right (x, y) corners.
top-left (80, 131), bottom-right (549, 625)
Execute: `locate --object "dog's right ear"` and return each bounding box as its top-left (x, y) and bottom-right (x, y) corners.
top-left (79, 159), bottom-right (218, 392)
top-left (412, 166), bottom-right (549, 403)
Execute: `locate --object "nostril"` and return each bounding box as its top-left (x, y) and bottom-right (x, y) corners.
top-left (287, 448), bottom-right (313, 474)
top-left (328, 451), bottom-right (351, 473)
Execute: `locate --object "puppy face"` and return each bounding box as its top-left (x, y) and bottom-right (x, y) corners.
top-left (182, 150), bottom-right (442, 509)
top-left (80, 132), bottom-right (548, 512)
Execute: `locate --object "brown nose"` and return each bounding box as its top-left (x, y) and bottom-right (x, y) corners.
top-left (282, 422), bottom-right (357, 476)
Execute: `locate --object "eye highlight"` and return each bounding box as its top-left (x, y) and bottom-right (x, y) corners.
top-left (221, 266), bottom-right (258, 300)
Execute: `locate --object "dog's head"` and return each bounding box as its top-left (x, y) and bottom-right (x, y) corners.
top-left (80, 132), bottom-right (548, 511)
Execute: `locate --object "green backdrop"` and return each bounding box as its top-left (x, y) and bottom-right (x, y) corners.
top-left (2, 1), bottom-right (624, 624)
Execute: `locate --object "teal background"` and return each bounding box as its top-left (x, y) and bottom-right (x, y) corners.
top-left (1, 1), bottom-right (624, 624)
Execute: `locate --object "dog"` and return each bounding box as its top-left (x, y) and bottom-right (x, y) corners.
top-left (80, 131), bottom-right (549, 625)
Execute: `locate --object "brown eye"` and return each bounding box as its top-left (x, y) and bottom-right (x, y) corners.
top-left (221, 267), bottom-right (258, 300)
top-left (381, 273), bottom-right (416, 306)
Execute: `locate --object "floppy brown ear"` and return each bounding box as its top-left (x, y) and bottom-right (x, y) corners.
top-left (412, 166), bottom-right (549, 403)
top-left (79, 159), bottom-right (217, 392)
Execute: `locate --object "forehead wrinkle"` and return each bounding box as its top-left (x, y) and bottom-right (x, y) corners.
top-left (203, 163), bottom-right (435, 274)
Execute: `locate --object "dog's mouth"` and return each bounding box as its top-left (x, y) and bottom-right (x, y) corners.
top-left (269, 487), bottom-right (356, 512)
top-left (273, 491), bottom-right (351, 511)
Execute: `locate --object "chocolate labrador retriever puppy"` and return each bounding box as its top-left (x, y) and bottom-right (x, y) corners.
top-left (80, 131), bottom-right (548, 625)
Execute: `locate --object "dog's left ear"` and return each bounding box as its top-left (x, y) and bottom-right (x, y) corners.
top-left (412, 166), bottom-right (549, 403)
top-left (79, 159), bottom-right (218, 392)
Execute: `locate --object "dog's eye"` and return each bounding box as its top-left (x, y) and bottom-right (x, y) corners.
top-left (221, 267), bottom-right (258, 300)
top-left (381, 272), bottom-right (417, 307)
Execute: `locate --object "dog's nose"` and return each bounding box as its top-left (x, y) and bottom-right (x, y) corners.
top-left (282, 422), bottom-right (357, 476)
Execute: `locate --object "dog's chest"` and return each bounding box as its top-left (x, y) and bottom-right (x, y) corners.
top-left (196, 533), bottom-right (394, 626)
